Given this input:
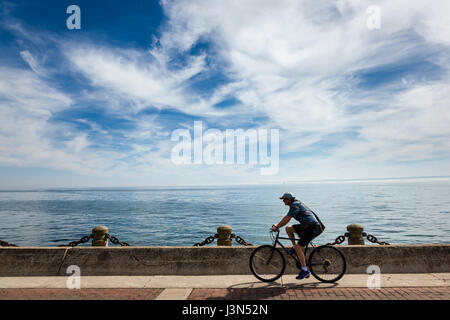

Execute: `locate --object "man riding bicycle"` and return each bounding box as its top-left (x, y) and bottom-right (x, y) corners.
top-left (271, 192), bottom-right (322, 280)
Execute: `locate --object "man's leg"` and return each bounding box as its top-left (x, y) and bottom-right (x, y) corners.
top-left (285, 226), bottom-right (297, 247)
top-left (286, 226), bottom-right (307, 267)
top-left (297, 227), bottom-right (320, 270)
top-left (294, 245), bottom-right (307, 268)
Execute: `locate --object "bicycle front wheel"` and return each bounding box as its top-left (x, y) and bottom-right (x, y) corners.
top-left (308, 245), bottom-right (346, 283)
top-left (249, 245), bottom-right (286, 282)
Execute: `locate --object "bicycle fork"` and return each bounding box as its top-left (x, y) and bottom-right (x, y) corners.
top-left (265, 247), bottom-right (277, 265)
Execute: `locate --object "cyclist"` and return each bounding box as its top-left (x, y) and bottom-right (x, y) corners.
top-left (271, 192), bottom-right (322, 280)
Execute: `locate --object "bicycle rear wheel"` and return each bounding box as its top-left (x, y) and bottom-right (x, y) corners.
top-left (249, 245), bottom-right (286, 282)
top-left (308, 245), bottom-right (346, 283)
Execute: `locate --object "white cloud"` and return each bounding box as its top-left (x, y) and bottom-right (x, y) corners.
top-left (1, 0), bottom-right (450, 187)
top-left (64, 44), bottom-right (236, 117)
top-left (156, 0), bottom-right (450, 169)
top-left (0, 66), bottom-right (132, 177)
top-left (19, 50), bottom-right (46, 76)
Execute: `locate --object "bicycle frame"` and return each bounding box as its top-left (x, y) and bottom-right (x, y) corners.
top-left (269, 230), bottom-right (315, 266)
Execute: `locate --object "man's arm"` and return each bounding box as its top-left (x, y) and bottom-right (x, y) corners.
top-left (272, 215), bottom-right (292, 231)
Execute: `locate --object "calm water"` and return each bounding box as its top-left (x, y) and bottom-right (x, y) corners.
top-left (0, 181), bottom-right (449, 246)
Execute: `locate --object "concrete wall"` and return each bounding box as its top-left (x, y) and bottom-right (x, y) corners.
top-left (0, 245), bottom-right (449, 276)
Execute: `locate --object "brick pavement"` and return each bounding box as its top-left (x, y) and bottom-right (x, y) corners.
top-left (0, 288), bottom-right (163, 300)
top-left (0, 287), bottom-right (448, 300)
top-left (187, 287), bottom-right (450, 300)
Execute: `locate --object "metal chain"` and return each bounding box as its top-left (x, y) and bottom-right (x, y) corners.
top-left (4, 231), bottom-right (388, 247)
top-left (58, 234), bottom-right (92, 247)
top-left (230, 233), bottom-right (252, 246)
top-left (326, 233), bottom-right (349, 246)
top-left (105, 233), bottom-right (130, 246)
top-left (0, 240), bottom-right (18, 247)
top-left (326, 232), bottom-right (390, 245)
top-left (365, 233), bottom-right (390, 245)
top-left (58, 234), bottom-right (131, 247)
top-left (193, 233), bottom-right (253, 246)
top-left (193, 234), bottom-right (218, 246)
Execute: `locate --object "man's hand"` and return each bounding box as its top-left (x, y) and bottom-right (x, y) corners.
top-left (272, 216), bottom-right (292, 232)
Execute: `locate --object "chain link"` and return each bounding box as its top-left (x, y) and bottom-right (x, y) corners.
top-left (58, 233), bottom-right (131, 247)
top-left (194, 233), bottom-right (253, 246)
top-left (365, 233), bottom-right (390, 245)
top-left (0, 240), bottom-right (18, 247)
top-left (193, 234), bottom-right (218, 246)
top-left (230, 233), bottom-right (253, 246)
top-left (58, 234), bottom-right (92, 247)
top-left (326, 233), bottom-right (348, 246)
top-left (105, 233), bottom-right (130, 246)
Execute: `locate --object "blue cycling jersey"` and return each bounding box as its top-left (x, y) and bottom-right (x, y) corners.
top-left (287, 200), bottom-right (319, 229)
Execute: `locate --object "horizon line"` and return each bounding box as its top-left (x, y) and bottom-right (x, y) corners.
top-left (0, 175), bottom-right (448, 191)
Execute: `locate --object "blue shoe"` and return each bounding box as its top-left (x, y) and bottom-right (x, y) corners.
top-left (296, 269), bottom-right (310, 280)
top-left (287, 247), bottom-right (296, 255)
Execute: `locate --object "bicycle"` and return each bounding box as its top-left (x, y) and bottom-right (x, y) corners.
top-left (249, 229), bottom-right (346, 283)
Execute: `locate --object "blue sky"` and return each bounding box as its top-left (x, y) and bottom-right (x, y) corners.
top-left (0, 0), bottom-right (449, 188)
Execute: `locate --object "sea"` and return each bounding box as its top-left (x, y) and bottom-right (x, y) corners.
top-left (0, 180), bottom-right (449, 247)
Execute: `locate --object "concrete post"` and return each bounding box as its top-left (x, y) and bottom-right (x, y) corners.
top-left (347, 224), bottom-right (365, 245)
top-left (92, 226), bottom-right (109, 247)
top-left (217, 225), bottom-right (232, 246)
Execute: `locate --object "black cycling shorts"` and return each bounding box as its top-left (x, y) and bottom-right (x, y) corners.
top-left (293, 224), bottom-right (321, 247)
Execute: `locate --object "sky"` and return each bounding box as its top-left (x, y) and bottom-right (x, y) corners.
top-left (0, 0), bottom-right (449, 188)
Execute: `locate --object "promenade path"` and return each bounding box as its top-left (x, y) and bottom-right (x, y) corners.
top-left (0, 273), bottom-right (449, 300)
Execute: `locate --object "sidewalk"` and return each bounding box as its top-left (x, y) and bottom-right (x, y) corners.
top-left (0, 274), bottom-right (449, 300)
